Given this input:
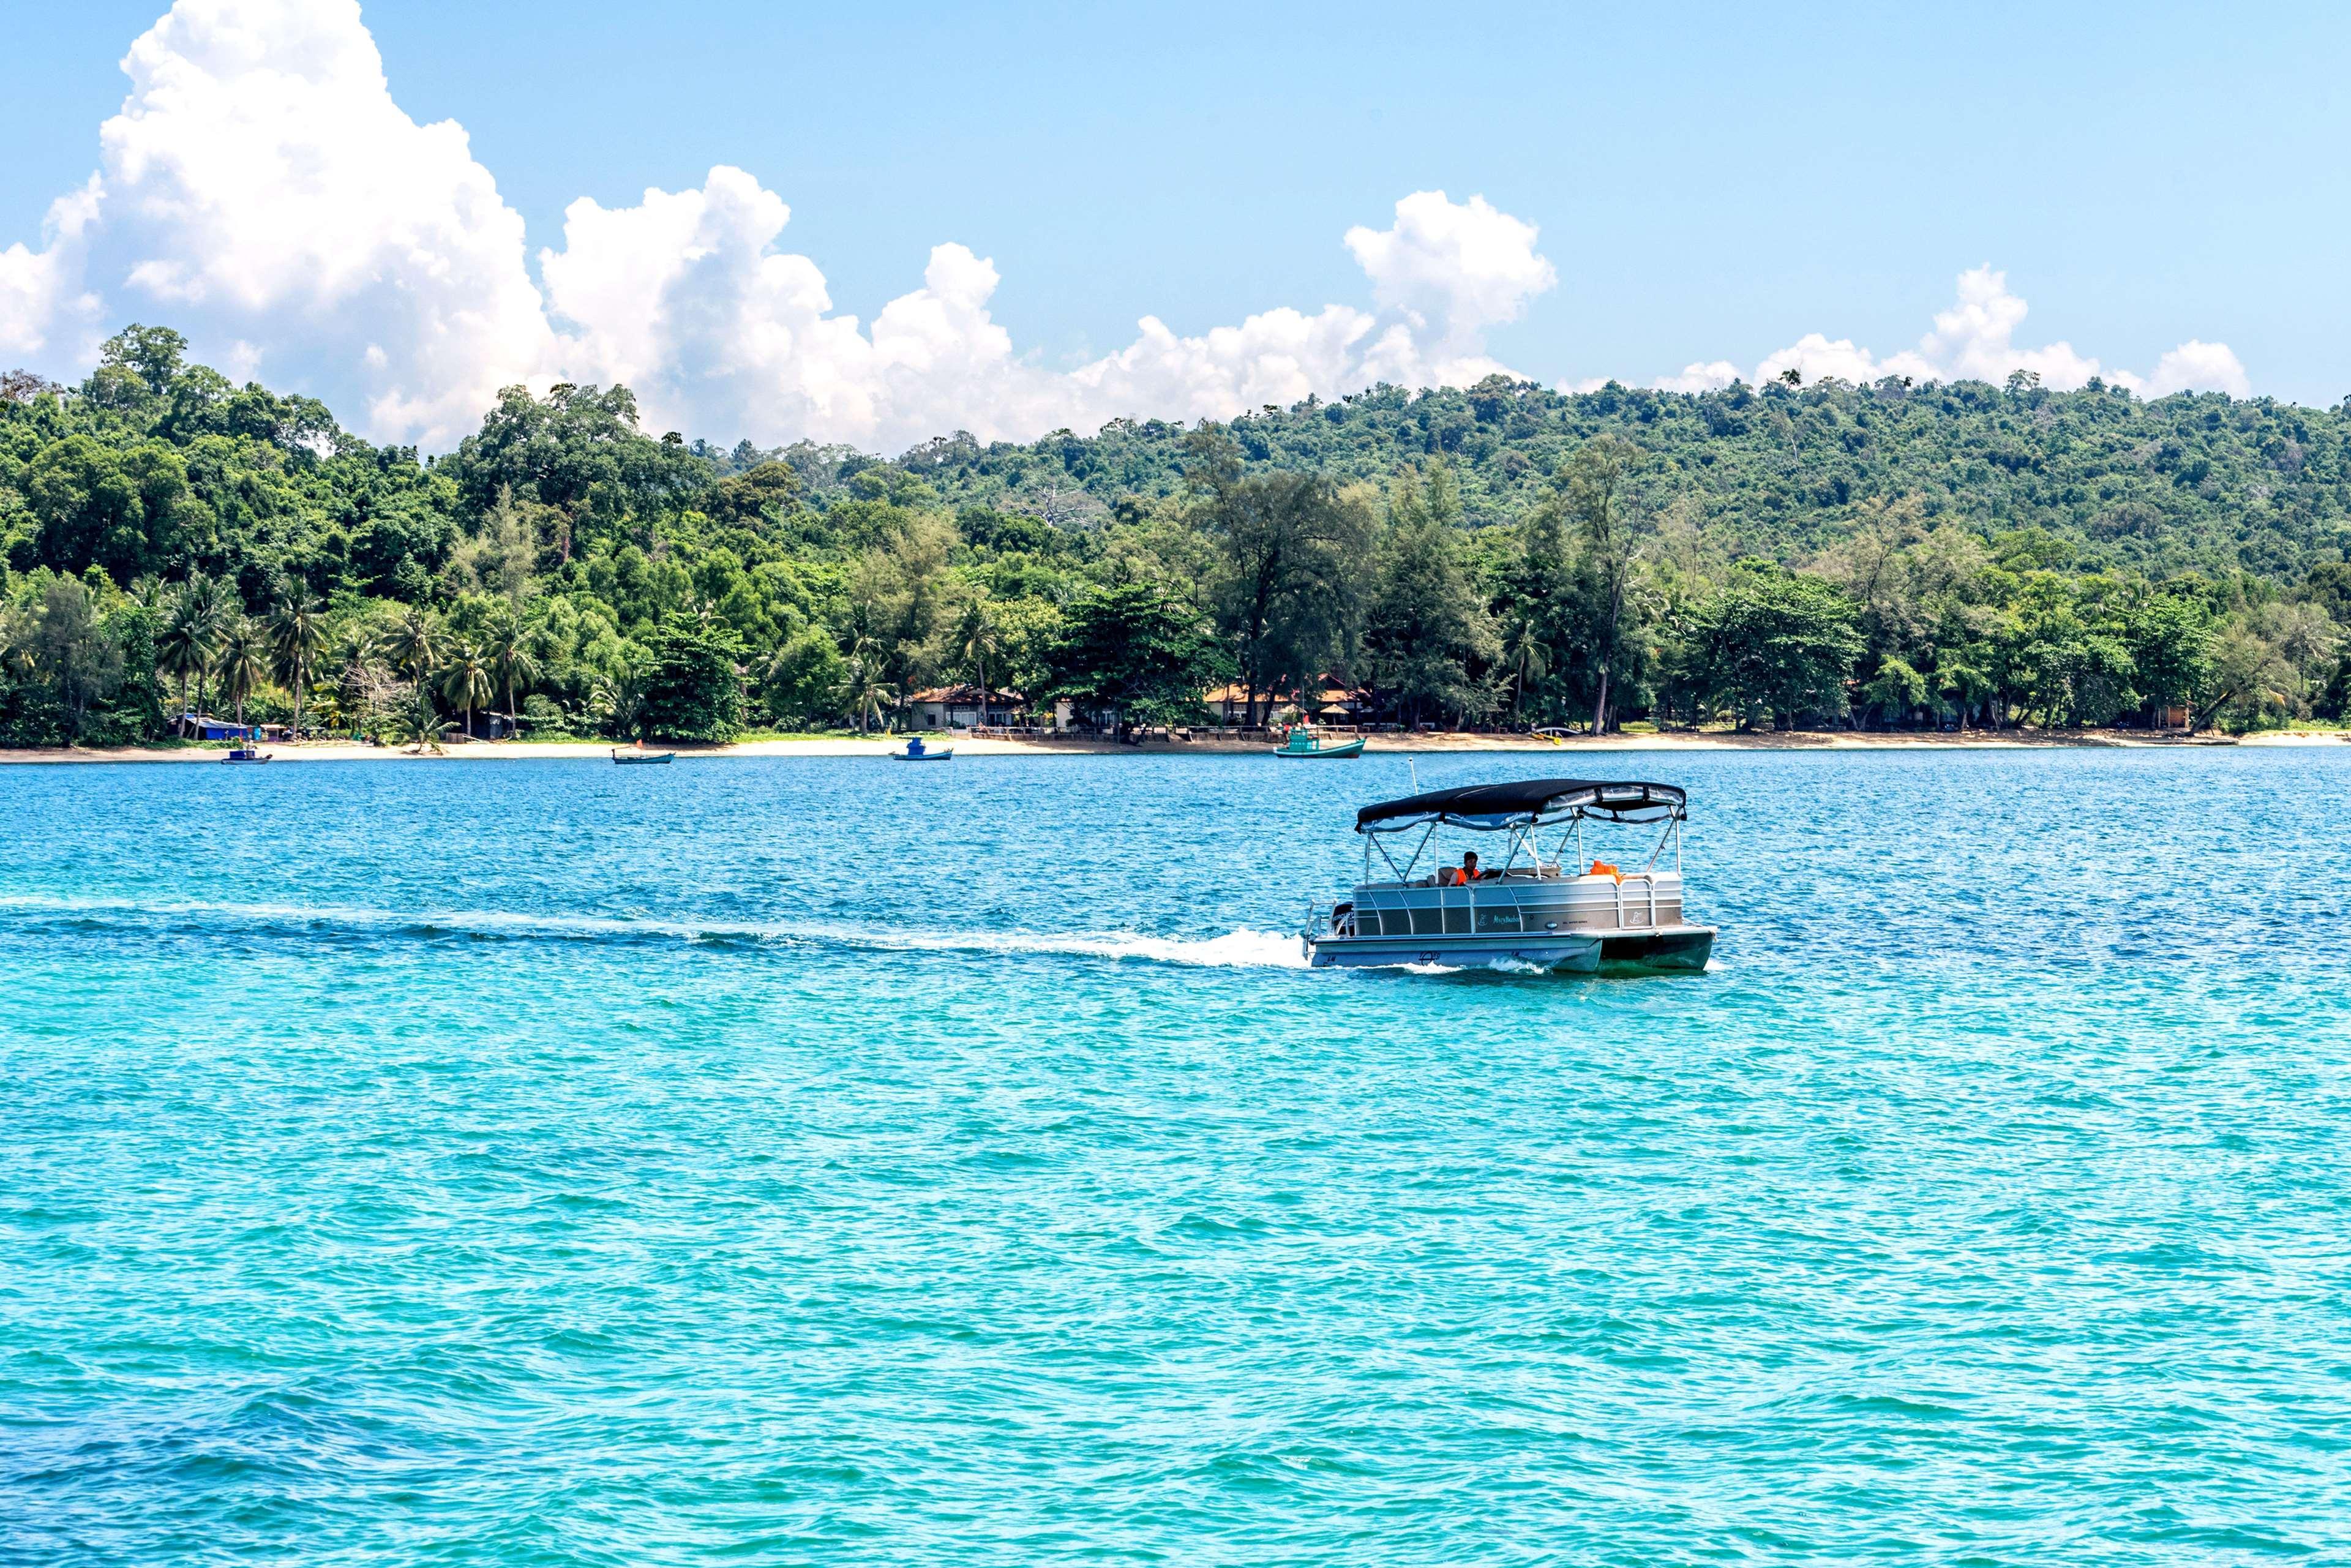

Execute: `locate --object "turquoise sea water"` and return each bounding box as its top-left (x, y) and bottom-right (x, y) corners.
top-left (3, 748), bottom-right (2348, 1564)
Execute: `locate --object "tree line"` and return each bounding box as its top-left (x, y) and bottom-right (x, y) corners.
top-left (1, 327), bottom-right (2344, 748)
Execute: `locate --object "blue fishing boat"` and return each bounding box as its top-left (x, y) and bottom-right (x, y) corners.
top-left (894, 735), bottom-right (953, 762)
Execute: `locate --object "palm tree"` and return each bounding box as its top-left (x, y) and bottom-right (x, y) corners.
top-left (267, 590), bottom-right (326, 741)
top-left (187, 574), bottom-right (234, 722)
top-left (956, 598), bottom-right (1001, 724)
top-left (379, 605), bottom-right (443, 691)
top-left (590, 669), bottom-right (645, 740)
top-left (154, 575), bottom-right (225, 736)
top-left (844, 655), bottom-right (894, 734)
top-left (394, 686), bottom-right (455, 754)
top-left (1502, 612), bottom-right (1548, 726)
top-left (214, 615), bottom-right (268, 732)
top-left (484, 612), bottom-right (539, 740)
top-left (439, 639), bottom-right (495, 741)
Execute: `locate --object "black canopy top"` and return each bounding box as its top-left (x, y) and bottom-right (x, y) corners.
top-left (1355, 778), bottom-right (1686, 833)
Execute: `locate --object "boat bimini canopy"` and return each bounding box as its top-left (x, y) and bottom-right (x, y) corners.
top-left (1355, 778), bottom-right (1686, 835)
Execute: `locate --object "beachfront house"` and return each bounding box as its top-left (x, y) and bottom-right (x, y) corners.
top-left (905, 685), bottom-right (1022, 729)
top-left (1203, 681), bottom-right (1363, 727)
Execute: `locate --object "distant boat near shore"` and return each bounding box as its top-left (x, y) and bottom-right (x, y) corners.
top-left (612, 748), bottom-right (674, 765)
top-left (1273, 727), bottom-right (1365, 759)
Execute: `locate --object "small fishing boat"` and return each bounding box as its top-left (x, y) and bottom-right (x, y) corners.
top-left (893, 736), bottom-right (952, 762)
top-left (1302, 778), bottom-right (1715, 973)
top-left (1273, 726), bottom-right (1364, 759)
top-left (611, 748), bottom-right (675, 765)
top-left (223, 747), bottom-right (270, 763)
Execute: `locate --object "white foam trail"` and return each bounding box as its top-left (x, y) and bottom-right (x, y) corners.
top-left (849, 925), bottom-right (1311, 970)
top-left (0, 893), bottom-right (1312, 972)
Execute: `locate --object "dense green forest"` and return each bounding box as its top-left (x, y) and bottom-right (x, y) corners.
top-left (1, 326), bottom-right (2344, 749)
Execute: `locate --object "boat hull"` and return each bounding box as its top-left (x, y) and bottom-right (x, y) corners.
top-left (893, 749), bottom-right (953, 762)
top-left (1305, 923), bottom-right (1714, 974)
top-left (1273, 738), bottom-right (1364, 759)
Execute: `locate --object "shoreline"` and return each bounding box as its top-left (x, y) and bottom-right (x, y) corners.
top-left (1, 728), bottom-right (2339, 766)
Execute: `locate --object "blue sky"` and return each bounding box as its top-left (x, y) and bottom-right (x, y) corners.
top-left (3, 2), bottom-right (2345, 447)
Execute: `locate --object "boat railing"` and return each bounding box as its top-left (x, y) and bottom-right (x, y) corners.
top-left (1343, 871), bottom-right (1682, 937)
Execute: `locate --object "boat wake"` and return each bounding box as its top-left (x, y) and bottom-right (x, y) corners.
top-left (0, 893), bottom-right (1312, 972)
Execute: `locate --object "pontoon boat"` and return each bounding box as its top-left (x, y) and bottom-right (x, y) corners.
top-left (1302, 778), bottom-right (1715, 973)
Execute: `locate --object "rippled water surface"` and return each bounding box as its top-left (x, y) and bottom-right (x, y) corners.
top-left (4, 748), bottom-right (2349, 1565)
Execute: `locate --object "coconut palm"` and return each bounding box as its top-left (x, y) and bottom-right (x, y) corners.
top-left (590, 669), bottom-right (645, 740)
top-left (154, 575), bottom-right (226, 737)
top-left (186, 575), bottom-right (234, 722)
top-left (438, 639), bottom-right (495, 741)
top-left (394, 687), bottom-right (455, 754)
top-left (1501, 612), bottom-right (1548, 725)
top-left (267, 590), bottom-right (326, 740)
top-left (214, 615), bottom-right (268, 732)
top-left (956, 598), bottom-right (1001, 724)
top-left (379, 605), bottom-right (443, 690)
top-left (484, 612), bottom-right (539, 739)
top-left (844, 655), bottom-right (894, 734)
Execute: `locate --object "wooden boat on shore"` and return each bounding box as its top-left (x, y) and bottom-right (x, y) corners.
top-left (1302, 778), bottom-right (1716, 973)
top-left (1273, 727), bottom-right (1364, 759)
top-left (611, 748), bottom-right (674, 765)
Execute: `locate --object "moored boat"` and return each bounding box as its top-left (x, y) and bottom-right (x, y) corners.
top-left (1273, 726), bottom-right (1365, 759)
top-left (223, 747), bottom-right (270, 763)
top-left (611, 748), bottom-right (675, 765)
top-left (894, 736), bottom-right (953, 762)
top-left (1302, 778), bottom-right (1715, 973)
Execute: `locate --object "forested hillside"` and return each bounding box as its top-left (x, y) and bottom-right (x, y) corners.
top-left (0, 327), bottom-right (2344, 750)
top-left (804, 372), bottom-right (2351, 582)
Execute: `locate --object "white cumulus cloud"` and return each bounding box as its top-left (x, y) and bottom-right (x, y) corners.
top-left (1663, 266), bottom-right (2248, 399)
top-left (542, 171), bottom-right (1558, 451)
top-left (89, 0), bottom-right (556, 443)
top-left (0, 179), bottom-right (103, 362)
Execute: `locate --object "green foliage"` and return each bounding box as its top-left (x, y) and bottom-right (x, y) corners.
top-left (1672, 564), bottom-right (1866, 729)
top-left (639, 616), bottom-right (746, 741)
top-left (762, 625), bottom-right (846, 728)
top-left (1364, 467), bottom-right (1499, 725)
top-left (1046, 580), bottom-right (1229, 729)
top-left (2, 323), bottom-right (2344, 751)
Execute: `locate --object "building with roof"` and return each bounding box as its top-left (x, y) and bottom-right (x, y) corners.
top-left (904, 685), bottom-right (1022, 729)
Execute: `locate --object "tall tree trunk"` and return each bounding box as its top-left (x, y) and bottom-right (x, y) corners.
top-left (1591, 666), bottom-right (1610, 735)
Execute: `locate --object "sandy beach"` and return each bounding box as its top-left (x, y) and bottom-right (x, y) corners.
top-left (1, 727), bottom-right (2337, 765)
